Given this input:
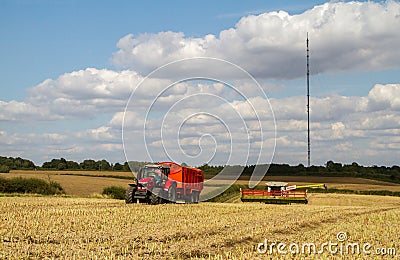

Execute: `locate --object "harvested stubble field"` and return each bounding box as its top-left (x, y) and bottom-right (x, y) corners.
top-left (1, 194), bottom-right (400, 259)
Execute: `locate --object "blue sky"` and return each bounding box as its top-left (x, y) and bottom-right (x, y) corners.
top-left (1, 0), bottom-right (400, 166)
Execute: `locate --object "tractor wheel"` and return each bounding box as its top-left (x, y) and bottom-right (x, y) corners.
top-left (168, 185), bottom-right (177, 203)
top-left (125, 186), bottom-right (135, 204)
top-left (149, 188), bottom-right (162, 205)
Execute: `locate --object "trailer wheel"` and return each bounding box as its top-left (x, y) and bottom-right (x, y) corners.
top-left (185, 193), bottom-right (193, 204)
top-left (125, 186), bottom-right (136, 204)
top-left (190, 191), bottom-right (196, 203)
top-left (193, 191), bottom-right (199, 204)
top-left (168, 185), bottom-right (177, 203)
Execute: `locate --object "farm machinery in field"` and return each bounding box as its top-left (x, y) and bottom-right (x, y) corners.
top-left (240, 181), bottom-right (327, 204)
top-left (125, 162), bottom-right (204, 205)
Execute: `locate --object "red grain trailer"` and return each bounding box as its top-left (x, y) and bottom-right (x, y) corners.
top-left (125, 162), bottom-right (204, 204)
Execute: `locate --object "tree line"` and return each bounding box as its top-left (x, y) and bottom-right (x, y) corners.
top-left (1, 156), bottom-right (400, 184)
top-left (0, 156), bottom-right (135, 173)
top-left (0, 156), bottom-right (153, 173)
top-left (199, 160), bottom-right (400, 184)
top-left (0, 156), bottom-right (36, 173)
top-left (41, 158), bottom-right (132, 171)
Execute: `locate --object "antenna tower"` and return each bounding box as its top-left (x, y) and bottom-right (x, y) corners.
top-left (306, 33), bottom-right (311, 167)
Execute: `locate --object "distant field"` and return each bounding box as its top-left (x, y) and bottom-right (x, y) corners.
top-left (3, 170), bottom-right (134, 196)
top-left (10, 169), bottom-right (134, 177)
top-left (1, 194), bottom-right (399, 258)
top-left (3, 170), bottom-right (400, 197)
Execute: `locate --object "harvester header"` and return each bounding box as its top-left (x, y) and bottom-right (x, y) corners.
top-left (241, 182), bottom-right (326, 204)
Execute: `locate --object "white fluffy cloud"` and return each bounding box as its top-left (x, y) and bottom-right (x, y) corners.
top-left (0, 100), bottom-right (60, 121)
top-left (113, 32), bottom-right (214, 70)
top-left (112, 1), bottom-right (400, 79)
top-left (30, 68), bottom-right (140, 100)
top-left (367, 84), bottom-right (400, 111)
top-left (26, 68), bottom-right (143, 119)
top-left (0, 68), bottom-right (144, 121)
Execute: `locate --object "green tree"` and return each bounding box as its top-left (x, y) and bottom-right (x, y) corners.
top-left (0, 165), bottom-right (10, 173)
top-left (326, 160), bottom-right (343, 172)
top-left (57, 163), bottom-right (66, 170)
top-left (66, 160), bottom-right (80, 169)
top-left (113, 162), bottom-right (123, 171)
top-left (80, 159), bottom-right (96, 170)
top-left (96, 160), bottom-right (111, 171)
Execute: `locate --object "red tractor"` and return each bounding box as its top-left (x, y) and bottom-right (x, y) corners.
top-left (125, 162), bottom-right (204, 204)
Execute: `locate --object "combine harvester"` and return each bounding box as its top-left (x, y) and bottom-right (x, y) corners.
top-left (125, 162), bottom-right (204, 204)
top-left (240, 182), bottom-right (326, 204)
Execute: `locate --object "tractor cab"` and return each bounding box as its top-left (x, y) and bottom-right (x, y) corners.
top-left (137, 164), bottom-right (170, 185)
top-left (265, 182), bottom-right (288, 192)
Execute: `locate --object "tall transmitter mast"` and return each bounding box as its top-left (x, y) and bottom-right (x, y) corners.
top-left (306, 33), bottom-right (311, 167)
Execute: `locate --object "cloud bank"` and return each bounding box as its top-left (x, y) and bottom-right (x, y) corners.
top-left (112, 1), bottom-right (400, 78)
